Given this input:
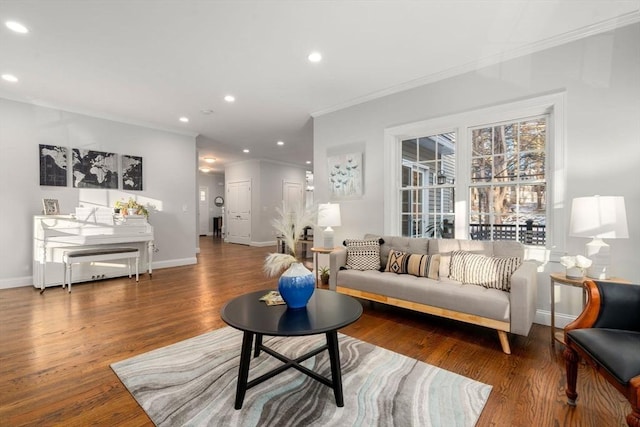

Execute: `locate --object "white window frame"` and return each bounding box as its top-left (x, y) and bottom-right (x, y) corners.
top-left (384, 92), bottom-right (566, 260)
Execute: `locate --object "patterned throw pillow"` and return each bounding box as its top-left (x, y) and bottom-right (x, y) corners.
top-left (385, 250), bottom-right (407, 273)
top-left (449, 250), bottom-right (522, 291)
top-left (344, 239), bottom-right (381, 271)
top-left (384, 249), bottom-right (440, 279)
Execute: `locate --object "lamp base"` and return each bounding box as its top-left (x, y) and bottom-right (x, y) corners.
top-left (322, 226), bottom-right (334, 249)
top-left (585, 238), bottom-right (611, 280)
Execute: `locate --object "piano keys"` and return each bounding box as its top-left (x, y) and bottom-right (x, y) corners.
top-left (33, 214), bottom-right (154, 289)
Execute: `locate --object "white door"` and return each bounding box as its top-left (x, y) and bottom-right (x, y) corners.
top-left (198, 186), bottom-right (209, 236)
top-left (226, 180), bottom-right (251, 245)
top-left (283, 181), bottom-right (303, 211)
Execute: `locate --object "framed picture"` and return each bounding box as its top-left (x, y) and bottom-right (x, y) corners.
top-left (39, 144), bottom-right (68, 187)
top-left (42, 199), bottom-right (60, 215)
top-left (121, 155), bottom-right (143, 190)
top-left (328, 152), bottom-right (363, 199)
top-left (72, 149), bottom-right (118, 188)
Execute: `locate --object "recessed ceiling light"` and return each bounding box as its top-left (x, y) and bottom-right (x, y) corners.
top-left (306, 160), bottom-right (312, 164)
top-left (1, 74), bottom-right (18, 83)
top-left (5, 21), bottom-right (28, 34)
top-left (224, 95), bottom-right (235, 103)
top-left (179, 116), bottom-right (189, 123)
top-left (277, 141), bottom-right (284, 146)
top-left (308, 52), bottom-right (322, 63)
top-left (199, 167), bottom-right (211, 173)
top-left (243, 149), bottom-right (249, 153)
top-left (204, 157), bottom-right (216, 163)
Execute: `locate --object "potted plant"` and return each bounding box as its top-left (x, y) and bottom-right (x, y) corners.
top-left (319, 266), bottom-right (330, 286)
top-left (114, 197), bottom-right (149, 218)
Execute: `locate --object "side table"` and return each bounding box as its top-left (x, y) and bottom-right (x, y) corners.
top-left (311, 247), bottom-right (337, 287)
top-left (550, 272), bottom-right (630, 346)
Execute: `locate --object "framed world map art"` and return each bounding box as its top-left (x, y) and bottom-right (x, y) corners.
top-left (121, 155), bottom-right (143, 190)
top-left (72, 149), bottom-right (118, 188)
top-left (39, 144), bottom-right (68, 187)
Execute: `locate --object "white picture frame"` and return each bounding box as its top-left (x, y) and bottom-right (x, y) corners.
top-left (42, 198), bottom-right (60, 215)
top-left (327, 152), bottom-right (363, 199)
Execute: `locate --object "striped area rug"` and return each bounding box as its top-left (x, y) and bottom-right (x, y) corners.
top-left (111, 327), bottom-right (491, 426)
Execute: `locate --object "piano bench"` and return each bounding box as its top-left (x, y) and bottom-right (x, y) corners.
top-left (62, 247), bottom-right (140, 293)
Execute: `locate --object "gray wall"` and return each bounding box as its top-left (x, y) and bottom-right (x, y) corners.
top-left (0, 98), bottom-right (198, 288)
top-left (313, 23), bottom-right (640, 323)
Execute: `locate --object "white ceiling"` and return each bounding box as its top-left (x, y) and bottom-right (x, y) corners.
top-left (1, 1), bottom-right (639, 173)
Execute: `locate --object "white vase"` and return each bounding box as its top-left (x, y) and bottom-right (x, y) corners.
top-left (566, 267), bottom-right (584, 279)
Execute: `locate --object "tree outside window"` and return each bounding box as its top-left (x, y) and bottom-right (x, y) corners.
top-left (469, 117), bottom-right (547, 245)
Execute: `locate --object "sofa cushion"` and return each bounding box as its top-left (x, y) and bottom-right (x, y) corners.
top-left (384, 249), bottom-right (440, 279)
top-left (344, 238), bottom-right (381, 271)
top-left (429, 239), bottom-right (461, 278)
top-left (336, 270), bottom-right (510, 323)
top-left (449, 251), bottom-right (522, 291)
top-left (370, 234), bottom-right (429, 269)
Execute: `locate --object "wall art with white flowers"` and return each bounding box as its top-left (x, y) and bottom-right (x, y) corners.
top-left (327, 152), bottom-right (362, 199)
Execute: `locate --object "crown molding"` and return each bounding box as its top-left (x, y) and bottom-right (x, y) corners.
top-left (0, 94), bottom-right (199, 138)
top-left (311, 11), bottom-right (640, 118)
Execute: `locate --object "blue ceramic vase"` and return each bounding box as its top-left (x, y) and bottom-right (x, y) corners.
top-left (278, 262), bottom-right (315, 309)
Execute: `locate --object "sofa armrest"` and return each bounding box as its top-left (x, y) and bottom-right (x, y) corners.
top-left (509, 260), bottom-right (538, 336)
top-left (329, 248), bottom-right (347, 290)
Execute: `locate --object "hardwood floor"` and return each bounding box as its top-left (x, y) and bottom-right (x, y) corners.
top-left (0, 237), bottom-right (630, 426)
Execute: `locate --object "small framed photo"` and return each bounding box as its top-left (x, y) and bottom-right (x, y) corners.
top-left (42, 199), bottom-right (60, 215)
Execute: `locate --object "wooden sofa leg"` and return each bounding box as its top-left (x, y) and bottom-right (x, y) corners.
top-left (497, 330), bottom-right (511, 354)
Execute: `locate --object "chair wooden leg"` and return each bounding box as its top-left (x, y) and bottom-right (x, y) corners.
top-left (564, 347), bottom-right (579, 405)
top-left (627, 377), bottom-right (640, 427)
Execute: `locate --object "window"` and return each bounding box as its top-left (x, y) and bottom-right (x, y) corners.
top-left (385, 92), bottom-right (564, 254)
top-left (400, 133), bottom-right (455, 238)
top-left (469, 117), bottom-right (547, 245)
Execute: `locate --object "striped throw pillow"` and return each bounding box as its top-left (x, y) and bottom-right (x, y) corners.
top-left (449, 250), bottom-right (521, 291)
top-left (406, 253), bottom-right (440, 279)
top-left (384, 249), bottom-right (440, 279)
top-left (344, 239), bottom-right (381, 271)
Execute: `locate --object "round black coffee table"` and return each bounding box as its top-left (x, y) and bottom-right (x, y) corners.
top-left (221, 289), bottom-right (362, 409)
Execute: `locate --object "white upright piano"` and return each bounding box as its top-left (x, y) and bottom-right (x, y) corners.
top-left (33, 213), bottom-right (154, 289)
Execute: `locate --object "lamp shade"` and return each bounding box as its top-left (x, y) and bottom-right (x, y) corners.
top-left (569, 196), bottom-right (628, 239)
top-left (317, 203), bottom-right (341, 227)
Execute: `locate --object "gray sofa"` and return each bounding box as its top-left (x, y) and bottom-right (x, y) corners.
top-left (329, 235), bottom-right (538, 354)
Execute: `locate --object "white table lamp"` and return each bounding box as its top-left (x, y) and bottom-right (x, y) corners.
top-left (318, 203), bottom-right (341, 249)
top-left (569, 195), bottom-right (628, 279)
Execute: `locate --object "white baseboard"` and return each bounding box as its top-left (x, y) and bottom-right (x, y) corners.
top-left (0, 276), bottom-right (33, 289)
top-left (535, 309), bottom-right (577, 329)
top-left (251, 240), bottom-right (276, 247)
top-left (0, 257), bottom-right (199, 289)
top-left (152, 257), bottom-right (198, 270)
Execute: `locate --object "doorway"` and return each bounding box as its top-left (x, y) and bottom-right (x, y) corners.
top-left (198, 186), bottom-right (209, 236)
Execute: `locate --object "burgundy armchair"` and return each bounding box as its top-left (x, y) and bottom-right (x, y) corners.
top-left (564, 279), bottom-right (640, 426)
